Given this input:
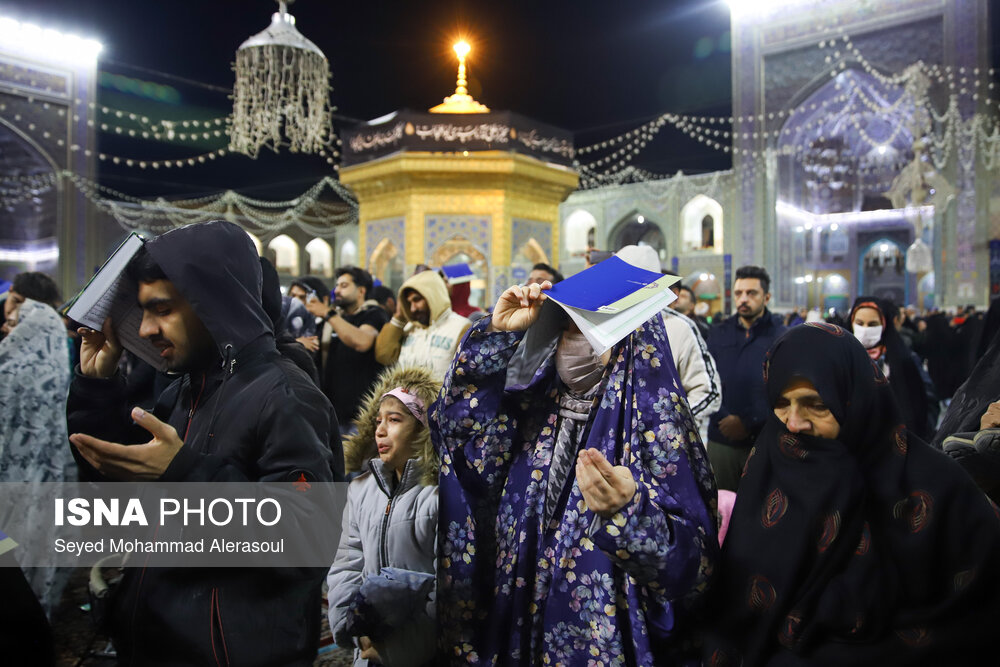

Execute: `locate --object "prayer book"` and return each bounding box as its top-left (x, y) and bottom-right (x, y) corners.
top-left (543, 255), bottom-right (680, 355)
top-left (64, 232), bottom-right (167, 372)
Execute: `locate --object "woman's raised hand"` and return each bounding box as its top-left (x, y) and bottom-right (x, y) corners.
top-left (491, 281), bottom-right (552, 332)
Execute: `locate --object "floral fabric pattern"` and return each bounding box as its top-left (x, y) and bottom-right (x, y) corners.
top-left (432, 315), bottom-right (718, 666)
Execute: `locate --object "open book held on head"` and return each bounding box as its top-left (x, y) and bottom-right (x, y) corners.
top-left (64, 232), bottom-right (168, 372)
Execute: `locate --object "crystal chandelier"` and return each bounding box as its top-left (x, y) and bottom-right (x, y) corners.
top-left (230, 0), bottom-right (330, 157)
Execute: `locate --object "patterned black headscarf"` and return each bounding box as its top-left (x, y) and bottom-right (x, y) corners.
top-left (703, 322), bottom-right (1000, 666)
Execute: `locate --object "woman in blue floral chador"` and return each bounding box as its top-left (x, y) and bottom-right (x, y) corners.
top-left (432, 277), bottom-right (718, 666)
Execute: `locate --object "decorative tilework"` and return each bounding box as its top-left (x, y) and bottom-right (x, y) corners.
top-left (736, 19), bottom-right (758, 268)
top-left (778, 220), bottom-right (793, 304)
top-left (759, 0), bottom-right (941, 47)
top-left (365, 217), bottom-right (405, 267)
top-left (0, 59), bottom-right (69, 97)
top-left (953, 0), bottom-right (980, 284)
top-left (604, 197), bottom-right (634, 229)
top-left (724, 254), bottom-right (733, 315)
top-left (425, 215), bottom-right (491, 261)
top-left (763, 17), bottom-right (944, 115)
top-left (492, 269), bottom-right (509, 302)
top-left (511, 219), bottom-right (552, 259)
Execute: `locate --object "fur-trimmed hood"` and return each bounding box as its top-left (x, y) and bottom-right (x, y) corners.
top-left (344, 365), bottom-right (442, 486)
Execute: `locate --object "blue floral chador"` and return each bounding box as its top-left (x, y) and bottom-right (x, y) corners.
top-left (432, 315), bottom-right (718, 665)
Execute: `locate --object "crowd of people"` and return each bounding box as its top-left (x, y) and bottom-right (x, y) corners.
top-left (1, 220), bottom-right (999, 666)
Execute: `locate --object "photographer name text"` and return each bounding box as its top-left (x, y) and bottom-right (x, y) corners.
top-left (53, 537), bottom-right (285, 556)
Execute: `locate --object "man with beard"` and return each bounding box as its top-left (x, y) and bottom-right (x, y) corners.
top-left (374, 268), bottom-right (470, 380)
top-left (670, 283), bottom-right (711, 340)
top-left (307, 265), bottom-right (389, 432)
top-left (66, 220), bottom-right (334, 665)
top-left (706, 265), bottom-right (786, 491)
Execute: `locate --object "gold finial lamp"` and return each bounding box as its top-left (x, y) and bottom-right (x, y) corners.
top-left (429, 40), bottom-right (490, 114)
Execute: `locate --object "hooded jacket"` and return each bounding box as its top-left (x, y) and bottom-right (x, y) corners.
top-left (328, 365), bottom-right (440, 667)
top-left (67, 220), bottom-right (335, 666)
top-left (374, 270), bottom-right (471, 379)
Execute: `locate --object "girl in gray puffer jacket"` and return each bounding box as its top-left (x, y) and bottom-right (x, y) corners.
top-left (327, 366), bottom-right (440, 667)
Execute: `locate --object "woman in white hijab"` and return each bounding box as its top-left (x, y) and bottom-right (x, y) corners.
top-left (0, 298), bottom-right (74, 617)
top-left (0, 298), bottom-right (73, 483)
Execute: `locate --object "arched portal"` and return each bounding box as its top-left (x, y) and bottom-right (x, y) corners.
top-left (368, 238), bottom-right (403, 294)
top-left (305, 238), bottom-right (334, 277)
top-left (245, 232), bottom-right (263, 256)
top-left (777, 69), bottom-right (917, 215)
top-left (860, 238), bottom-right (906, 305)
top-left (0, 121), bottom-right (60, 282)
top-left (340, 239), bottom-right (358, 267)
top-left (267, 234), bottom-right (300, 275)
top-left (608, 214), bottom-right (665, 263)
top-left (564, 209), bottom-right (597, 258)
top-left (680, 195), bottom-right (724, 253)
top-left (821, 272), bottom-right (850, 313)
top-left (511, 237), bottom-right (548, 285)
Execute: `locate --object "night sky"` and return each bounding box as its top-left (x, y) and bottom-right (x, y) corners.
top-left (1, 1), bottom-right (995, 200)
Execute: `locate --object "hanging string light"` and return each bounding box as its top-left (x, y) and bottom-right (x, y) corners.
top-left (57, 171), bottom-right (357, 236)
top-left (230, 0), bottom-right (331, 157)
top-left (573, 27), bottom-right (1000, 187)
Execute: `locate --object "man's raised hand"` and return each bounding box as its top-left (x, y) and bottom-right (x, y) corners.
top-left (69, 407), bottom-right (184, 480)
top-left (78, 317), bottom-right (123, 378)
top-left (491, 280), bottom-right (551, 332)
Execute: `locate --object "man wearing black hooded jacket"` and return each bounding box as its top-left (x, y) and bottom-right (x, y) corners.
top-left (67, 221), bottom-right (335, 666)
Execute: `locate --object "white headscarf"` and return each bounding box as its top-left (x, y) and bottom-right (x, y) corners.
top-left (0, 299), bottom-right (73, 482)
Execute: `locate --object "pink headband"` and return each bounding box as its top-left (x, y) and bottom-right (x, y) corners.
top-left (381, 387), bottom-right (428, 427)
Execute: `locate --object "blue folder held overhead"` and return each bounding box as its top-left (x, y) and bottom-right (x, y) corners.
top-left (541, 255), bottom-right (681, 354)
top-left (545, 255), bottom-right (669, 313)
top-left (440, 263), bottom-right (475, 285)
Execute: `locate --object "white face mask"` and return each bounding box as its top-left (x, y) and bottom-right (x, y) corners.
top-left (853, 324), bottom-right (883, 349)
top-left (555, 330), bottom-right (606, 394)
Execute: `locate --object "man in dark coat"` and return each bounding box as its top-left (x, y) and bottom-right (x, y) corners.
top-left (706, 265), bottom-right (787, 491)
top-left (67, 220), bottom-right (334, 666)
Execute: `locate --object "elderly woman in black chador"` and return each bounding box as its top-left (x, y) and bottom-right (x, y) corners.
top-left (703, 322), bottom-right (1000, 667)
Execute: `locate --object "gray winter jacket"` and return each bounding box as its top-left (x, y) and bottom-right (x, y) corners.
top-left (327, 456), bottom-right (437, 667)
